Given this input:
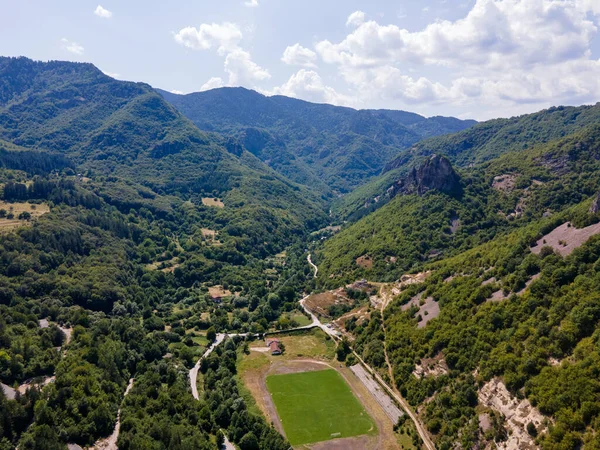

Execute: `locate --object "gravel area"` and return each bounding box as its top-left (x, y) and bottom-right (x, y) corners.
top-left (350, 364), bottom-right (403, 424)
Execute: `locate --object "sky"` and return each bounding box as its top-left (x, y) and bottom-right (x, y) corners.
top-left (1, 0), bottom-right (600, 120)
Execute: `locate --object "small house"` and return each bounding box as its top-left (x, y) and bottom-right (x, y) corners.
top-left (266, 339), bottom-right (282, 355)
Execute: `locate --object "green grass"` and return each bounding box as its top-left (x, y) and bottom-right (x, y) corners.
top-left (266, 369), bottom-right (376, 445)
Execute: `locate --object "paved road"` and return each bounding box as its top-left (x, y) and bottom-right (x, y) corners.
top-left (307, 254), bottom-right (318, 278)
top-left (352, 352), bottom-right (436, 450)
top-left (190, 333), bottom-right (226, 400)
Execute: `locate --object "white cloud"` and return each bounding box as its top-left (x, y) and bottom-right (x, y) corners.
top-left (174, 22), bottom-right (243, 54)
top-left (281, 44), bottom-right (317, 68)
top-left (200, 78), bottom-right (225, 91)
top-left (317, 0), bottom-right (597, 69)
top-left (311, 0), bottom-right (600, 117)
top-left (170, 89), bottom-right (184, 95)
top-left (271, 69), bottom-right (352, 106)
top-left (245, 0), bottom-right (259, 7)
top-left (94, 5), bottom-right (112, 19)
top-left (225, 49), bottom-right (271, 85)
top-left (175, 22), bottom-right (270, 88)
top-left (61, 38), bottom-right (84, 55)
top-left (346, 11), bottom-right (366, 28)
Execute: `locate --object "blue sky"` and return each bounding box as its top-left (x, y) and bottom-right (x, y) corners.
top-left (1, 0), bottom-right (600, 120)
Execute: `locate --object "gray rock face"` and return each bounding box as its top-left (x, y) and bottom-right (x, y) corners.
top-left (391, 155), bottom-right (462, 197)
top-left (590, 191), bottom-right (600, 214)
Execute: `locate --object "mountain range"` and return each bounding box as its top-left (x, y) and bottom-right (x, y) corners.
top-left (1, 56), bottom-right (600, 450)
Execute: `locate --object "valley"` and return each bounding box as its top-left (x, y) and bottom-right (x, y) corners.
top-left (1, 55), bottom-right (600, 450)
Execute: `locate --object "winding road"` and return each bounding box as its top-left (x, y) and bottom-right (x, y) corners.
top-left (307, 253), bottom-right (318, 278)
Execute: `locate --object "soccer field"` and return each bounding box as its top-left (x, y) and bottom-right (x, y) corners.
top-left (266, 369), bottom-right (376, 446)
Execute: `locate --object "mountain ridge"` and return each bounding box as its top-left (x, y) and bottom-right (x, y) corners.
top-left (157, 87), bottom-right (476, 193)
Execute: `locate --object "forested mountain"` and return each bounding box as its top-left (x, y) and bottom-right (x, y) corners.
top-left (2, 54), bottom-right (600, 450)
top-left (0, 57), bottom-right (322, 449)
top-left (334, 102), bottom-right (600, 220)
top-left (318, 121), bottom-right (600, 283)
top-left (313, 119), bottom-right (600, 449)
top-left (157, 87), bottom-right (476, 193)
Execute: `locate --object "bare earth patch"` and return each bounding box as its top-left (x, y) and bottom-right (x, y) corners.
top-left (492, 174), bottom-right (518, 192)
top-left (356, 255), bottom-right (374, 269)
top-left (0, 201), bottom-right (50, 233)
top-left (208, 285), bottom-right (232, 298)
top-left (531, 221), bottom-right (600, 256)
top-left (401, 293), bottom-right (440, 328)
top-left (478, 378), bottom-right (547, 450)
top-left (305, 289), bottom-right (353, 318)
top-left (488, 290), bottom-right (509, 303)
top-left (412, 353), bottom-right (448, 379)
top-left (201, 197), bottom-right (224, 208)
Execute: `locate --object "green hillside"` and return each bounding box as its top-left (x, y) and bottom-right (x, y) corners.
top-left (335, 102), bottom-right (600, 220)
top-left (158, 87), bottom-right (476, 193)
top-left (317, 124), bottom-right (600, 284)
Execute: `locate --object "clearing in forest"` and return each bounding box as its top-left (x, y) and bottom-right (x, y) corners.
top-left (201, 197), bottom-right (224, 208)
top-left (0, 201), bottom-right (50, 233)
top-left (531, 221), bottom-right (600, 256)
top-left (266, 369), bottom-right (376, 446)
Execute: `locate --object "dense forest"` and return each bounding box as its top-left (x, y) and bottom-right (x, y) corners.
top-left (158, 87), bottom-right (475, 194)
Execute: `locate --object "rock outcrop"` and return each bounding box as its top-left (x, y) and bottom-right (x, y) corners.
top-left (389, 155), bottom-right (462, 198)
top-left (590, 191), bottom-right (600, 214)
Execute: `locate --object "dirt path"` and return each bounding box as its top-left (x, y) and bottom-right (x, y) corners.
top-left (308, 254), bottom-right (318, 278)
top-left (301, 297), bottom-right (435, 450)
top-left (90, 378), bottom-right (134, 450)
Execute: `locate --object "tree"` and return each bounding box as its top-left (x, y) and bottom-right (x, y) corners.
top-left (216, 430), bottom-right (225, 448)
top-left (239, 432), bottom-right (259, 450)
top-left (336, 339), bottom-right (350, 362)
top-left (207, 327), bottom-right (216, 343)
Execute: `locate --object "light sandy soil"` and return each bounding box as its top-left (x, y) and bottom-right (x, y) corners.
top-left (17, 375), bottom-right (55, 394)
top-left (356, 255), bottom-right (373, 269)
top-left (208, 285), bottom-right (232, 298)
top-left (401, 293), bottom-right (440, 328)
top-left (478, 378), bottom-right (547, 450)
top-left (492, 174), bottom-right (518, 192)
top-left (488, 290), bottom-right (509, 302)
top-left (201, 197), bottom-right (224, 208)
top-left (482, 277), bottom-right (496, 286)
top-left (0, 201), bottom-right (50, 233)
top-left (412, 353), bottom-right (448, 379)
top-left (531, 221), bottom-right (600, 256)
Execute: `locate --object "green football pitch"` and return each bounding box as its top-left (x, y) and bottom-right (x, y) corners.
top-left (266, 368), bottom-right (376, 445)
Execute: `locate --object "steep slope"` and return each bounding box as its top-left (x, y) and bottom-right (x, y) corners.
top-left (157, 87), bottom-right (476, 193)
top-left (317, 124), bottom-right (600, 284)
top-left (0, 57), bottom-right (328, 242)
top-left (337, 102), bottom-right (600, 220)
